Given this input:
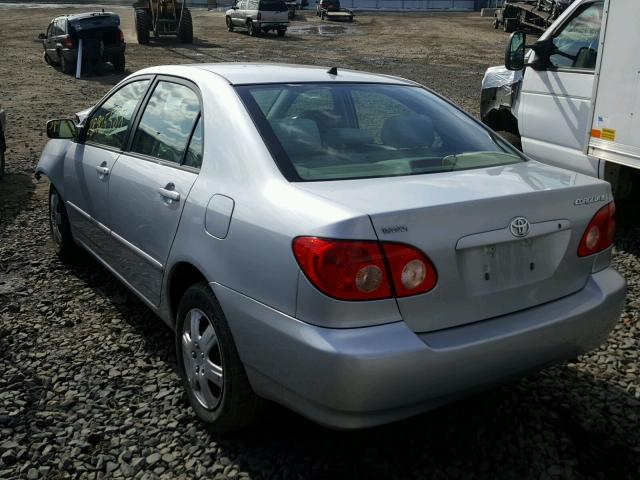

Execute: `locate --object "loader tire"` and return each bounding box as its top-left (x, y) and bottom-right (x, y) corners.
top-left (135, 9), bottom-right (151, 45)
top-left (177, 8), bottom-right (193, 44)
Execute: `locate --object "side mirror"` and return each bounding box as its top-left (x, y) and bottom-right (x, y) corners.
top-left (505, 31), bottom-right (526, 71)
top-left (38, 33), bottom-right (46, 40)
top-left (47, 119), bottom-right (77, 140)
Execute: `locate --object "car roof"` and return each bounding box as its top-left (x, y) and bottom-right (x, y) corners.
top-left (56, 12), bottom-right (118, 22)
top-left (173, 63), bottom-right (418, 86)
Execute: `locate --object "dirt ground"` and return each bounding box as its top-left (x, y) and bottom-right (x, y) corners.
top-left (1, 5), bottom-right (639, 480)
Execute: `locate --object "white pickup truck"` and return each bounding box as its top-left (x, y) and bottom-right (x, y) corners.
top-left (481, 0), bottom-right (639, 198)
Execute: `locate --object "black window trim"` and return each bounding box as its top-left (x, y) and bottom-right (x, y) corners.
top-left (82, 74), bottom-right (156, 153)
top-left (545, 0), bottom-right (604, 75)
top-left (121, 75), bottom-right (205, 173)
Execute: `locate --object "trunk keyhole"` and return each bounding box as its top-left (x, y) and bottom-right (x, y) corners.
top-left (530, 262), bottom-right (535, 271)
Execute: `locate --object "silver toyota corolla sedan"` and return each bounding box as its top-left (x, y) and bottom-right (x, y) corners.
top-left (36, 63), bottom-right (626, 431)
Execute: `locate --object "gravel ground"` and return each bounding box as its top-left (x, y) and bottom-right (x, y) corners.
top-left (1, 5), bottom-right (639, 480)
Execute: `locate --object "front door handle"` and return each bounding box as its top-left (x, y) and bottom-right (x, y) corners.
top-left (96, 164), bottom-right (110, 176)
top-left (158, 183), bottom-right (180, 202)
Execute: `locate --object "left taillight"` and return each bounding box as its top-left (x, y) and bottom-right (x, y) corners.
top-left (118, 29), bottom-right (125, 43)
top-left (62, 35), bottom-right (74, 49)
top-left (292, 237), bottom-right (437, 301)
top-left (578, 202), bottom-right (616, 257)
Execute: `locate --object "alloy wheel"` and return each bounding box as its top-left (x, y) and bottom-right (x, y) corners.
top-left (181, 308), bottom-right (224, 410)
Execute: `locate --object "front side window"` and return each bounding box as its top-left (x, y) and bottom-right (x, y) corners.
top-left (549, 1), bottom-right (603, 70)
top-left (85, 80), bottom-right (150, 149)
top-left (131, 81), bottom-right (201, 164)
top-left (237, 83), bottom-right (522, 181)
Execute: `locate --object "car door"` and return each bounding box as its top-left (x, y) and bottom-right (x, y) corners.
top-left (518, 0), bottom-right (603, 176)
top-left (45, 21), bottom-right (56, 59)
top-left (233, 0), bottom-right (247, 25)
top-left (63, 78), bottom-right (151, 257)
top-left (106, 77), bottom-right (203, 306)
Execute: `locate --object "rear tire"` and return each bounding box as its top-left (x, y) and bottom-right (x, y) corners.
top-left (60, 53), bottom-right (74, 74)
top-left (226, 16), bottom-right (234, 32)
top-left (135, 9), bottom-right (151, 45)
top-left (112, 54), bottom-right (126, 73)
top-left (49, 185), bottom-right (79, 262)
top-left (177, 7), bottom-right (193, 44)
top-left (176, 283), bottom-right (265, 433)
top-left (277, 28), bottom-right (286, 37)
top-left (247, 20), bottom-right (258, 36)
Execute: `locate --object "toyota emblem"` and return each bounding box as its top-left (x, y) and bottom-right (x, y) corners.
top-left (509, 217), bottom-right (530, 238)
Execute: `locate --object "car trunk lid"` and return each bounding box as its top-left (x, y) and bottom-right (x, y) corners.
top-left (296, 161), bottom-right (612, 332)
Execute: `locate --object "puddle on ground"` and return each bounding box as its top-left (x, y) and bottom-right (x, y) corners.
top-left (288, 23), bottom-right (361, 36)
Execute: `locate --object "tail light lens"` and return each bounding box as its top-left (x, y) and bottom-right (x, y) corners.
top-left (62, 35), bottom-right (74, 49)
top-left (382, 243), bottom-right (438, 297)
top-left (257, 12), bottom-right (262, 20)
top-left (292, 237), bottom-right (437, 301)
top-left (292, 238), bottom-right (391, 300)
top-left (578, 202), bottom-right (616, 257)
top-left (118, 29), bottom-right (125, 43)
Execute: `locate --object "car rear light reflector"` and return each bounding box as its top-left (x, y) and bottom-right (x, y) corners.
top-left (292, 237), bottom-right (437, 301)
top-left (382, 242), bottom-right (438, 297)
top-left (118, 29), bottom-right (125, 43)
top-left (578, 202), bottom-right (616, 257)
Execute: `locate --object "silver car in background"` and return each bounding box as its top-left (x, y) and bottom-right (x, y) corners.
top-left (37, 64), bottom-right (626, 431)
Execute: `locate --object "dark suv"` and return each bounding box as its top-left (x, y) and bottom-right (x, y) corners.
top-left (40, 12), bottom-right (126, 75)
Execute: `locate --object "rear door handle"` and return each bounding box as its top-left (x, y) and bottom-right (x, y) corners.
top-left (158, 184), bottom-right (180, 202)
top-left (96, 165), bottom-right (110, 176)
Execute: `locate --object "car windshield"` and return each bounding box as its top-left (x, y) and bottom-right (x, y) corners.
top-left (259, 0), bottom-right (287, 10)
top-left (236, 83), bottom-right (523, 182)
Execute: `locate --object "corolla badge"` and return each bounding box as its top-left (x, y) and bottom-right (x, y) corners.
top-left (509, 217), bottom-right (530, 238)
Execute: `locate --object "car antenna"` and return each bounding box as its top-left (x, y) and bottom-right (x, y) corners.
top-left (327, 66), bottom-right (338, 76)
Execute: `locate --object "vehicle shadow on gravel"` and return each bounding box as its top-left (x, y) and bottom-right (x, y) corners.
top-left (0, 174), bottom-right (36, 238)
top-left (64, 250), bottom-right (640, 479)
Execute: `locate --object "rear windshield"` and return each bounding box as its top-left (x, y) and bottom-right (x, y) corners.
top-left (259, 0), bottom-right (287, 10)
top-left (236, 83), bottom-right (523, 182)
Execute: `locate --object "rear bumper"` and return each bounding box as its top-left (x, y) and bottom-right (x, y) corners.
top-left (61, 45), bottom-right (125, 62)
top-left (214, 268), bottom-right (626, 429)
top-left (254, 21), bottom-right (288, 28)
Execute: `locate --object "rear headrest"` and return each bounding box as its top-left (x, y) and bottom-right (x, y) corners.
top-left (271, 118), bottom-right (322, 156)
top-left (381, 114), bottom-right (435, 149)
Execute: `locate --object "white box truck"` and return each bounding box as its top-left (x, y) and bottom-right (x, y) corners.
top-left (481, 0), bottom-right (640, 198)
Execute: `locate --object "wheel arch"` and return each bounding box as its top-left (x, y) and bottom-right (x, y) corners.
top-left (167, 261), bottom-right (210, 324)
top-left (35, 140), bottom-right (70, 199)
top-left (483, 108), bottom-right (520, 137)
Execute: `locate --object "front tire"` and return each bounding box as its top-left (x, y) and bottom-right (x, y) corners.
top-left (226, 16), bottom-right (234, 32)
top-left (176, 283), bottom-right (265, 432)
top-left (49, 185), bottom-right (79, 261)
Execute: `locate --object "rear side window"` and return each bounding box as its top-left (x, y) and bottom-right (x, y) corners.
top-left (183, 116), bottom-right (204, 169)
top-left (237, 83), bottom-right (523, 181)
top-left (131, 81), bottom-right (201, 165)
top-left (85, 80), bottom-right (150, 149)
top-left (259, 0), bottom-right (287, 11)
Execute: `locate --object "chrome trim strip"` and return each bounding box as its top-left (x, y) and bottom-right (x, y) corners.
top-left (111, 229), bottom-right (164, 271)
top-left (66, 201), bottom-right (111, 234)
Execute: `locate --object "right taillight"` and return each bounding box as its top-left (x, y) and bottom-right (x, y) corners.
top-left (292, 237), bottom-right (437, 301)
top-left (578, 202), bottom-right (616, 257)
